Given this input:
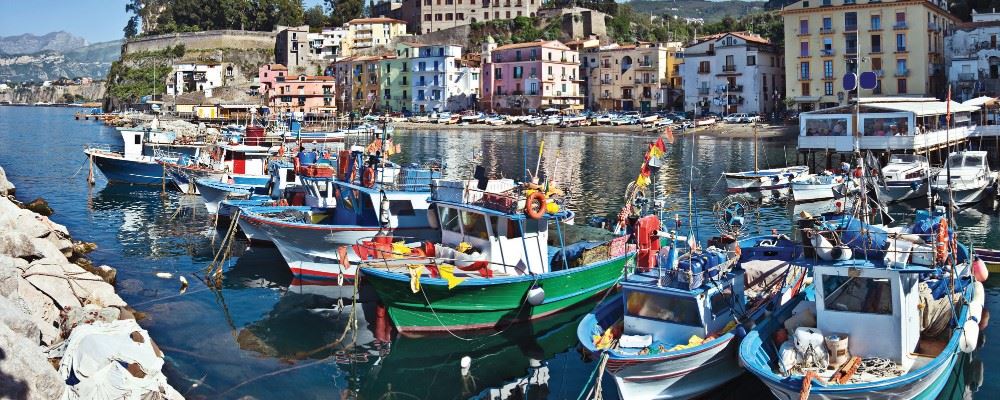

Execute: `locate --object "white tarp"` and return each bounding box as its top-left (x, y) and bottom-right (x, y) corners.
top-left (962, 96), bottom-right (998, 108)
top-left (53, 319), bottom-right (180, 400)
top-left (865, 100), bottom-right (979, 116)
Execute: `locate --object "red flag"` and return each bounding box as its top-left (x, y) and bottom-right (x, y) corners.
top-left (664, 126), bottom-right (675, 144)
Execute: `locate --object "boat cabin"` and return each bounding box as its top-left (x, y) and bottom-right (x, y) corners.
top-left (216, 143), bottom-right (272, 179)
top-left (813, 264), bottom-right (922, 371)
top-left (620, 258), bottom-right (743, 346)
top-left (119, 127), bottom-right (201, 159)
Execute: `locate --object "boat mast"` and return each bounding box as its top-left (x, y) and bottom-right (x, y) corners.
top-left (753, 122), bottom-right (759, 173)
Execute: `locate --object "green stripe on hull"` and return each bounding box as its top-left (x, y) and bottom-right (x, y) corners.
top-left (364, 253), bottom-right (633, 333)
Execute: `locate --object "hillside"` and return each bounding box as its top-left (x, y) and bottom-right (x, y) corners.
top-left (626, 0), bottom-right (769, 22)
top-left (0, 40), bottom-right (122, 83)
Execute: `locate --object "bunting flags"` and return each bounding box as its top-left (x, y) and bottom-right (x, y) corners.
top-left (634, 138), bottom-right (669, 188)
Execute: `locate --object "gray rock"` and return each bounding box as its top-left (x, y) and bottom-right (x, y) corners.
top-left (0, 296), bottom-right (41, 342)
top-left (29, 237), bottom-right (68, 263)
top-left (22, 260), bottom-right (82, 310)
top-left (15, 210), bottom-right (61, 239)
top-left (0, 231), bottom-right (41, 260)
top-left (0, 324), bottom-right (64, 399)
top-left (0, 255), bottom-right (28, 296)
top-left (0, 165), bottom-right (14, 196)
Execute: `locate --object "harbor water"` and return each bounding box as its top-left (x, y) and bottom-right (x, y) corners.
top-left (0, 105), bottom-right (994, 399)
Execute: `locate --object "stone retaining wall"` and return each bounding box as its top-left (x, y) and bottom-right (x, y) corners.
top-left (124, 30), bottom-right (277, 54)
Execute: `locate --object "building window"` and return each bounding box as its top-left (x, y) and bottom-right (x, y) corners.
top-left (800, 19), bottom-right (809, 34)
top-left (822, 17), bottom-right (832, 30)
top-left (801, 82), bottom-right (810, 95)
top-left (495, 67), bottom-right (502, 79)
top-left (747, 55), bottom-right (756, 66)
top-left (457, 13), bottom-right (464, 20)
top-left (896, 33), bottom-right (906, 51)
top-left (896, 59), bottom-right (907, 74)
top-left (824, 81), bottom-right (833, 95)
top-left (800, 41), bottom-right (809, 57)
top-left (435, 13), bottom-right (442, 21)
top-left (800, 62), bottom-right (810, 79)
top-left (871, 15), bottom-right (881, 30)
top-left (872, 57), bottom-right (882, 71)
top-left (823, 60), bottom-right (833, 78)
top-left (897, 78), bottom-right (906, 93)
top-left (514, 66), bottom-right (523, 78)
top-left (446, 13), bottom-right (453, 20)
top-left (845, 12), bottom-right (857, 31)
top-left (384, 89), bottom-right (391, 99)
top-left (872, 35), bottom-right (882, 52)
top-left (424, 14), bottom-right (431, 21)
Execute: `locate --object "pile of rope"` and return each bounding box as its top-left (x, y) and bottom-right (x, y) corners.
top-left (852, 357), bottom-right (903, 382)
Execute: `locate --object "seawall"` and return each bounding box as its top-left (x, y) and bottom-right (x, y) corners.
top-left (123, 30), bottom-right (277, 54)
top-left (0, 165), bottom-right (182, 399)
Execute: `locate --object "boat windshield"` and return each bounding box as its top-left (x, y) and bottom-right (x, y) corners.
top-left (965, 156), bottom-right (984, 168)
top-left (626, 291), bottom-right (702, 326)
top-left (822, 275), bottom-right (893, 315)
top-left (889, 154), bottom-right (920, 163)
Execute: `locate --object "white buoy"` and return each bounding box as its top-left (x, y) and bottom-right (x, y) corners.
top-left (460, 356), bottom-right (472, 376)
top-left (972, 281), bottom-right (985, 308)
top-left (960, 319), bottom-right (980, 354)
top-left (969, 302), bottom-right (984, 323)
top-left (179, 276), bottom-right (189, 294)
top-left (155, 272), bottom-right (173, 279)
top-left (526, 285), bottom-right (545, 306)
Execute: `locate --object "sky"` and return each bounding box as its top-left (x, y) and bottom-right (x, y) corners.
top-left (0, 0), bottom-right (327, 43)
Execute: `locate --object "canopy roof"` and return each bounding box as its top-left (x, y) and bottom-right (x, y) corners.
top-left (962, 96), bottom-right (1000, 108)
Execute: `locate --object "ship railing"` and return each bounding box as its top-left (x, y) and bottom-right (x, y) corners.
top-left (83, 143), bottom-right (124, 153)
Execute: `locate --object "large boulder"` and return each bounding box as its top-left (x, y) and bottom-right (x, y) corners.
top-left (21, 261), bottom-right (83, 310)
top-left (0, 255), bottom-right (29, 296)
top-left (0, 231), bottom-right (41, 260)
top-left (29, 238), bottom-right (68, 263)
top-left (23, 198), bottom-right (53, 217)
top-left (0, 324), bottom-right (64, 399)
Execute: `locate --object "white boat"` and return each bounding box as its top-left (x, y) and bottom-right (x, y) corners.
top-left (791, 172), bottom-right (852, 202)
top-left (931, 151), bottom-right (997, 208)
top-left (877, 153), bottom-right (933, 203)
top-left (725, 166), bottom-right (809, 192)
top-left (485, 117), bottom-right (508, 126)
top-left (695, 117), bottom-right (717, 127)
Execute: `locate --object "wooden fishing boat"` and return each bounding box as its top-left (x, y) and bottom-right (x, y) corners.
top-left (359, 179), bottom-right (633, 335)
top-left (738, 210), bottom-right (987, 400)
top-left (791, 173), bottom-right (853, 203)
top-left (578, 222), bottom-right (808, 400)
top-left (83, 127), bottom-right (202, 185)
top-left (724, 124), bottom-right (809, 193)
top-left (972, 248), bottom-right (1000, 273)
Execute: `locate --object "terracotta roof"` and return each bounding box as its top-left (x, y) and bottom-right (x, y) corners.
top-left (690, 31), bottom-right (770, 46)
top-left (264, 63), bottom-right (288, 71)
top-left (957, 20), bottom-right (1000, 30)
top-left (348, 17), bottom-right (406, 25)
top-left (494, 40), bottom-right (570, 51)
top-left (284, 75), bottom-right (335, 81)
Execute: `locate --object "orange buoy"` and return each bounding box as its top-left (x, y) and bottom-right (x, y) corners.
top-left (525, 191), bottom-right (547, 219)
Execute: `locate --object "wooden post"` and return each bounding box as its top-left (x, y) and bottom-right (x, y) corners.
top-left (87, 153), bottom-right (95, 185)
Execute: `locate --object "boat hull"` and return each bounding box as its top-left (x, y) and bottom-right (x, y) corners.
top-left (933, 185), bottom-right (992, 208)
top-left (725, 167), bottom-right (809, 192)
top-left (86, 150), bottom-right (164, 185)
top-left (878, 180), bottom-right (928, 203)
top-left (361, 253), bottom-right (632, 335)
top-left (791, 182), bottom-right (847, 202)
top-left (195, 179), bottom-right (254, 214)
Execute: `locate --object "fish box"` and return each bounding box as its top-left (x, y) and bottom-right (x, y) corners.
top-left (310, 165), bottom-right (334, 178)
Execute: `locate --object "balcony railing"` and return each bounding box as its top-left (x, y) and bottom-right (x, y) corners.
top-left (894, 22), bottom-right (908, 30)
top-left (638, 61), bottom-right (653, 68)
top-left (698, 68), bottom-right (711, 74)
top-left (799, 30), bottom-right (810, 36)
top-left (894, 69), bottom-right (910, 77)
top-left (846, 47), bottom-right (858, 55)
top-left (822, 49), bottom-right (835, 56)
top-left (929, 22), bottom-right (941, 32)
top-left (871, 46), bottom-right (882, 53)
top-left (722, 64), bottom-right (737, 72)
top-left (844, 25), bottom-right (858, 32)
top-left (896, 47), bottom-right (907, 53)
top-left (600, 78), bottom-right (612, 84)
top-left (959, 72), bottom-right (977, 81)
top-left (726, 84), bottom-right (744, 92)
top-left (800, 74), bottom-right (811, 80)
top-left (820, 27), bottom-right (835, 34)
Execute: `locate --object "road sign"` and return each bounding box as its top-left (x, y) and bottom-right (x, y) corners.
top-left (843, 73), bottom-right (858, 91)
top-left (859, 71), bottom-right (878, 90)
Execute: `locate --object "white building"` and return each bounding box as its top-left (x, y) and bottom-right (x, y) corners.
top-left (166, 63), bottom-right (226, 97)
top-left (308, 27), bottom-right (349, 60)
top-left (410, 44), bottom-right (478, 113)
top-left (680, 32), bottom-right (784, 116)
top-left (947, 11), bottom-right (1000, 101)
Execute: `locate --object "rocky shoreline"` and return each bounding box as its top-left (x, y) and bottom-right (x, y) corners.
top-left (0, 165), bottom-right (182, 399)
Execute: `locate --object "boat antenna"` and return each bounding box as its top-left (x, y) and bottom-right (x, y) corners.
top-left (688, 130), bottom-right (696, 244)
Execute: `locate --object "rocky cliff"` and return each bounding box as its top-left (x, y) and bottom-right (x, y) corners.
top-left (0, 82), bottom-right (106, 104)
top-left (0, 39), bottom-right (121, 83)
top-left (0, 31), bottom-right (89, 55)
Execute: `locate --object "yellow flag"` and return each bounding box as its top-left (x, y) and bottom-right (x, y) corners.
top-left (392, 241), bottom-right (412, 257)
top-left (636, 174), bottom-right (651, 188)
top-left (437, 264), bottom-right (466, 289)
top-left (408, 265), bottom-right (424, 293)
top-left (649, 146), bottom-right (664, 159)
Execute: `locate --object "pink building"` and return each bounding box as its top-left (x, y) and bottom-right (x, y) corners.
top-left (480, 38), bottom-right (583, 114)
top-left (259, 63), bottom-right (337, 114)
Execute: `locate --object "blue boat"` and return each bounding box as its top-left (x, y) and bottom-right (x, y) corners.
top-left (577, 217), bottom-right (808, 400)
top-left (83, 126), bottom-right (202, 185)
top-left (738, 210), bottom-right (986, 400)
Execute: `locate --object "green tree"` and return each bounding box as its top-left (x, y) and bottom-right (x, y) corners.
top-left (304, 5), bottom-right (328, 29)
top-left (328, 0), bottom-right (363, 26)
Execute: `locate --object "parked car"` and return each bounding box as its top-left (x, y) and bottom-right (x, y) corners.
top-left (743, 113), bottom-right (762, 123)
top-left (723, 113), bottom-right (748, 123)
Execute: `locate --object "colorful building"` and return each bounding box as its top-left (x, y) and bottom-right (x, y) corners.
top-left (947, 11), bottom-right (1000, 101)
top-left (334, 55), bottom-right (394, 113)
top-left (480, 38), bottom-right (584, 114)
top-left (381, 43), bottom-right (415, 112)
top-left (781, 0), bottom-right (956, 111)
top-left (258, 63), bottom-right (337, 114)
top-left (397, 0), bottom-right (542, 34)
top-left (681, 32), bottom-right (785, 116)
top-left (410, 44), bottom-right (479, 113)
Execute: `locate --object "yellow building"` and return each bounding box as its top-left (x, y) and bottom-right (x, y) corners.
top-left (333, 55), bottom-right (394, 113)
top-left (343, 17), bottom-right (408, 56)
top-left (586, 42), bottom-right (684, 112)
top-left (781, 0), bottom-right (957, 111)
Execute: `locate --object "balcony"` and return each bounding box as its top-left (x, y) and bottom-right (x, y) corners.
top-left (820, 27), bottom-right (835, 34)
top-left (698, 88), bottom-right (710, 95)
top-left (959, 72), bottom-right (977, 81)
top-left (928, 22), bottom-right (941, 32)
top-left (799, 30), bottom-right (810, 36)
top-left (698, 68), bottom-right (711, 74)
top-left (895, 47), bottom-right (908, 53)
top-left (894, 69), bottom-right (910, 77)
top-left (726, 84), bottom-right (743, 92)
top-left (722, 64), bottom-right (737, 72)
top-left (873, 69), bottom-right (884, 76)
top-left (528, 91), bottom-right (538, 96)
top-left (638, 61), bottom-right (654, 68)
top-left (600, 78), bottom-right (612, 84)
top-left (799, 74), bottom-right (811, 81)
top-left (893, 22), bottom-right (908, 30)
top-left (844, 25), bottom-right (858, 33)
top-left (799, 52), bottom-right (810, 58)
top-left (871, 46), bottom-right (882, 54)
top-left (845, 47), bottom-right (858, 55)
top-left (823, 74), bottom-right (836, 81)
top-left (821, 49), bottom-right (835, 56)
top-left (870, 26), bottom-right (883, 32)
